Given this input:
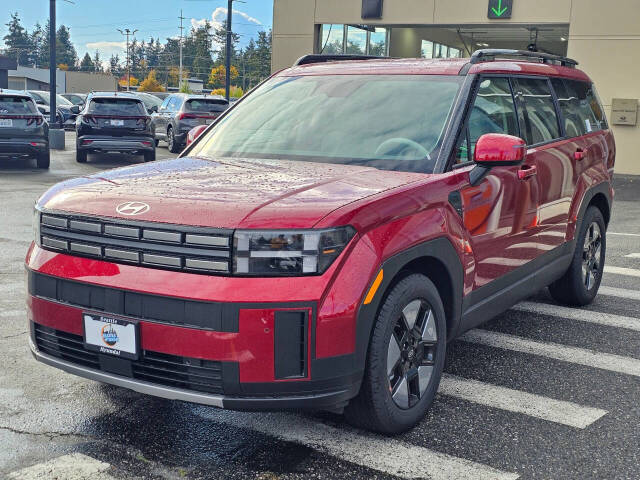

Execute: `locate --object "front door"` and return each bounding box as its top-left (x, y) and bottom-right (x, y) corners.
top-left (453, 76), bottom-right (540, 289)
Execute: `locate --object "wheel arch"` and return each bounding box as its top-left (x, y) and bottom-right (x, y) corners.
top-left (354, 237), bottom-right (464, 372)
top-left (574, 183), bottom-right (612, 241)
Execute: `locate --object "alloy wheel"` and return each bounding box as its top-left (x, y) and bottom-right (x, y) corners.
top-left (387, 299), bottom-right (438, 409)
top-left (582, 221), bottom-right (602, 291)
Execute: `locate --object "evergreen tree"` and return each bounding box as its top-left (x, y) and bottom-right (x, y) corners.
top-left (92, 50), bottom-right (102, 73)
top-left (108, 54), bottom-right (122, 77)
top-left (191, 23), bottom-right (214, 82)
top-left (27, 23), bottom-right (45, 67)
top-left (79, 52), bottom-right (94, 71)
top-left (3, 12), bottom-right (30, 65)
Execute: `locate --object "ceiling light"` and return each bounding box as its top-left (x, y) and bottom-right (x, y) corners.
top-left (560, 37), bottom-right (567, 41)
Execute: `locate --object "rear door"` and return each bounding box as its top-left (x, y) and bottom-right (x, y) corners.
top-left (0, 95), bottom-right (44, 139)
top-left (453, 76), bottom-right (540, 289)
top-left (512, 77), bottom-right (575, 252)
top-left (86, 98), bottom-right (148, 137)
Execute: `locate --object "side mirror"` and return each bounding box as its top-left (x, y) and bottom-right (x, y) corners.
top-left (149, 105), bottom-right (158, 114)
top-left (70, 105), bottom-right (80, 114)
top-left (470, 133), bottom-right (526, 185)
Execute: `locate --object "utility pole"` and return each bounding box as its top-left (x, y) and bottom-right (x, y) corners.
top-left (117, 28), bottom-right (138, 91)
top-left (178, 10), bottom-right (185, 90)
top-left (225, 0), bottom-right (233, 101)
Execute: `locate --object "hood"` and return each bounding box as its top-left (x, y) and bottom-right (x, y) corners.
top-left (39, 156), bottom-right (428, 229)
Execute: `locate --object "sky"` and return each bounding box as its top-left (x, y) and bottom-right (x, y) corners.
top-left (1, 0), bottom-right (273, 63)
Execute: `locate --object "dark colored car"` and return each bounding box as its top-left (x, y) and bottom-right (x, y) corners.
top-left (75, 92), bottom-right (155, 163)
top-left (152, 94), bottom-right (229, 153)
top-left (28, 90), bottom-right (78, 130)
top-left (150, 92), bottom-right (170, 101)
top-left (28, 50), bottom-right (615, 434)
top-left (0, 90), bottom-right (49, 168)
top-left (61, 93), bottom-right (87, 106)
top-left (131, 92), bottom-right (164, 115)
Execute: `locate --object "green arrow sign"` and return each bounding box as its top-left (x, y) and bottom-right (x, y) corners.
top-left (488, 0), bottom-right (513, 19)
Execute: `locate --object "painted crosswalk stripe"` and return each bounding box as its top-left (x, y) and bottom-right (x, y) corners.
top-left (198, 410), bottom-right (520, 480)
top-left (604, 266), bottom-right (640, 278)
top-left (439, 374), bottom-right (607, 429)
top-left (8, 453), bottom-right (115, 480)
top-left (512, 301), bottom-right (640, 332)
top-left (609, 232), bottom-right (640, 237)
top-left (625, 253), bottom-right (640, 259)
top-left (460, 329), bottom-right (640, 378)
top-left (598, 285), bottom-right (640, 302)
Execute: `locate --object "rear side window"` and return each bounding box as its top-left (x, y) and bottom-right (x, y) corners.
top-left (551, 78), bottom-right (607, 136)
top-left (0, 96), bottom-right (37, 114)
top-left (512, 78), bottom-right (561, 145)
top-left (185, 99), bottom-right (229, 113)
top-left (88, 98), bottom-right (146, 116)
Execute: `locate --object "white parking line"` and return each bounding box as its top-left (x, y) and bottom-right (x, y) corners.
top-left (198, 411), bottom-right (520, 480)
top-left (8, 453), bottom-right (115, 480)
top-left (460, 329), bottom-right (640, 378)
top-left (440, 375), bottom-right (607, 429)
top-left (604, 266), bottom-right (640, 278)
top-left (609, 232), bottom-right (640, 237)
top-left (513, 301), bottom-right (640, 332)
top-left (625, 253), bottom-right (640, 259)
top-left (598, 286), bottom-right (640, 302)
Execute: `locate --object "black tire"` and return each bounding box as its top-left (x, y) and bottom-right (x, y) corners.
top-left (143, 149), bottom-right (156, 162)
top-left (154, 138), bottom-right (160, 147)
top-left (36, 150), bottom-right (50, 169)
top-left (344, 274), bottom-right (447, 434)
top-left (76, 149), bottom-right (87, 163)
top-left (167, 127), bottom-right (181, 153)
top-left (548, 206), bottom-right (606, 306)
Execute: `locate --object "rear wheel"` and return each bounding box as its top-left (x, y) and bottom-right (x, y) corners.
top-left (76, 149), bottom-right (87, 163)
top-left (548, 206), bottom-right (606, 306)
top-left (143, 149), bottom-right (156, 162)
top-left (154, 138), bottom-right (160, 147)
top-left (167, 127), bottom-right (181, 153)
top-left (344, 274), bottom-right (446, 434)
top-left (36, 150), bottom-right (50, 169)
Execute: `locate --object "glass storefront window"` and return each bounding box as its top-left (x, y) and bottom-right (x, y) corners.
top-left (421, 40), bottom-right (434, 59)
top-left (369, 27), bottom-right (388, 56)
top-left (320, 24), bottom-right (344, 54)
top-left (346, 26), bottom-right (367, 54)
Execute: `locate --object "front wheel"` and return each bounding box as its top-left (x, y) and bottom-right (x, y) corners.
top-left (344, 274), bottom-right (446, 434)
top-left (548, 206), bottom-right (606, 306)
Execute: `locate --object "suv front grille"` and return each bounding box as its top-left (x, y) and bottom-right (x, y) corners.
top-left (39, 212), bottom-right (233, 274)
top-left (34, 323), bottom-right (224, 394)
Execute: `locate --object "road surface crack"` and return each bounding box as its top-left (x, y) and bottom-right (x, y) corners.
top-left (0, 425), bottom-right (95, 441)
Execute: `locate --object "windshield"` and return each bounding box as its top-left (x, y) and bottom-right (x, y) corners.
top-left (88, 98), bottom-right (146, 116)
top-left (30, 92), bottom-right (73, 106)
top-left (0, 96), bottom-right (38, 114)
top-left (190, 74), bottom-right (463, 172)
top-left (137, 93), bottom-right (163, 110)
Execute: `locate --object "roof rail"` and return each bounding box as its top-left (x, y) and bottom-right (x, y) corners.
top-left (293, 54), bottom-right (386, 66)
top-left (470, 49), bottom-right (578, 68)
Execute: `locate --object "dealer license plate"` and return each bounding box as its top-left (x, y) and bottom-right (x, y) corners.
top-left (110, 119), bottom-right (124, 126)
top-left (83, 313), bottom-right (138, 359)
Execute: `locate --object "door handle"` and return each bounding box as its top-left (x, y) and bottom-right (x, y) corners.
top-left (574, 148), bottom-right (586, 161)
top-left (517, 164), bottom-right (537, 180)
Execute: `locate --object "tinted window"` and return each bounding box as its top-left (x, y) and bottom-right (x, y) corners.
top-left (159, 97), bottom-right (171, 110)
top-left (186, 98), bottom-right (229, 113)
top-left (88, 98), bottom-right (146, 116)
top-left (136, 94), bottom-right (163, 111)
top-left (552, 78), bottom-right (607, 136)
top-left (455, 77), bottom-right (519, 164)
top-left (168, 97), bottom-right (182, 112)
top-left (191, 74), bottom-right (464, 173)
top-left (0, 96), bottom-right (37, 114)
top-left (512, 78), bottom-right (561, 145)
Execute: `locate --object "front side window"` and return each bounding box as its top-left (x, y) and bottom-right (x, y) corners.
top-left (190, 74), bottom-right (463, 173)
top-left (512, 78), bottom-right (561, 145)
top-left (454, 77), bottom-right (519, 164)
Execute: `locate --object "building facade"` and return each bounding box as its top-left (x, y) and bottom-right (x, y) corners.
top-left (272, 0), bottom-right (640, 175)
top-left (7, 66), bottom-right (117, 94)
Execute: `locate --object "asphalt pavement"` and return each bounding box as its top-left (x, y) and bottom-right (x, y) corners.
top-left (1, 135), bottom-right (639, 479)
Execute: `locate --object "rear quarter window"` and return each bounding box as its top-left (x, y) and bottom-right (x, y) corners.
top-left (552, 78), bottom-right (607, 136)
top-left (88, 98), bottom-right (146, 116)
top-left (185, 99), bottom-right (229, 113)
top-left (0, 96), bottom-right (38, 114)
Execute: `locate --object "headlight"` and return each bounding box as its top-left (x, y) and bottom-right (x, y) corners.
top-left (33, 206), bottom-right (41, 247)
top-left (233, 226), bottom-right (356, 276)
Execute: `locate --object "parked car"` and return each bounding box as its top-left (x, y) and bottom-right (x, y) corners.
top-left (150, 92), bottom-right (170, 100)
top-left (131, 92), bottom-right (164, 115)
top-left (0, 90), bottom-right (49, 168)
top-left (75, 92), bottom-right (155, 163)
top-left (186, 124), bottom-right (207, 147)
top-left (152, 94), bottom-right (229, 152)
top-left (28, 90), bottom-right (78, 130)
top-left (61, 93), bottom-right (87, 106)
top-left (27, 50), bottom-right (615, 434)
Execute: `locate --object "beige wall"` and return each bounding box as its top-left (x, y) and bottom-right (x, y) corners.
top-left (273, 0), bottom-right (640, 175)
top-left (65, 71), bottom-right (117, 93)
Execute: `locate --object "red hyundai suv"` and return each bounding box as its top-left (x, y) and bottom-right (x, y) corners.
top-left (27, 50), bottom-right (615, 433)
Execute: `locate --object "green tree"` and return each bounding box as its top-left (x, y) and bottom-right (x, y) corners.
top-left (191, 22), bottom-right (214, 83)
top-left (3, 12), bottom-right (30, 65)
top-left (92, 50), bottom-right (103, 73)
top-left (79, 52), bottom-right (94, 71)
